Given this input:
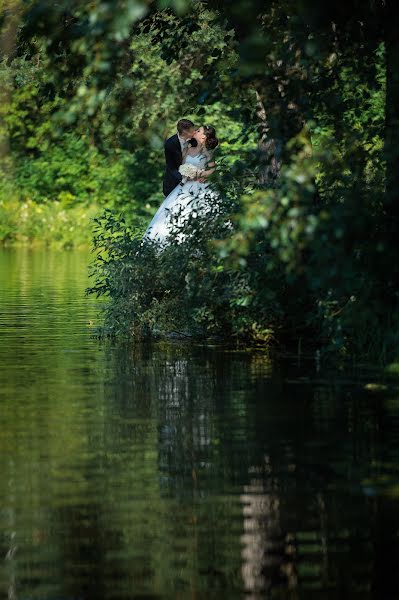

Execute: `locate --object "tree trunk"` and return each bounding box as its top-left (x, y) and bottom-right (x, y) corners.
top-left (255, 90), bottom-right (282, 187)
top-left (0, 3), bottom-right (23, 163)
top-left (384, 1), bottom-right (399, 219)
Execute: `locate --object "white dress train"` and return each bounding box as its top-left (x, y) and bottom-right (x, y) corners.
top-left (144, 152), bottom-right (218, 245)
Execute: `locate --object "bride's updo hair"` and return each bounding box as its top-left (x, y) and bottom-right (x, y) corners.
top-left (203, 125), bottom-right (219, 151)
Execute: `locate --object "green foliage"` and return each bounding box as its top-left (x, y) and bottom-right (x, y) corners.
top-left (0, 2), bottom-right (249, 243)
top-left (2, 0), bottom-right (399, 361)
top-left (87, 0), bottom-right (394, 361)
top-left (0, 197), bottom-right (99, 248)
top-left (11, 134), bottom-right (154, 210)
top-left (96, 4), bottom-right (242, 147)
top-left (87, 206), bottom-right (287, 343)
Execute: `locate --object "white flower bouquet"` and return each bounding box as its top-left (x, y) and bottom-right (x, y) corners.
top-left (179, 163), bottom-right (198, 182)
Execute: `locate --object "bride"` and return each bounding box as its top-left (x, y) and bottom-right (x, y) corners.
top-left (143, 125), bottom-right (219, 244)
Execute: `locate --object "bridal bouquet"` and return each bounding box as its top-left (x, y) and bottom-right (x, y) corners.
top-left (179, 163), bottom-right (198, 182)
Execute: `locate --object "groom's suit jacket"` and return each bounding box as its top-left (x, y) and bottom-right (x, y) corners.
top-left (163, 133), bottom-right (183, 197)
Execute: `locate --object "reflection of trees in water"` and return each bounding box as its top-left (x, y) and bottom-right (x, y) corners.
top-left (5, 250), bottom-right (392, 597)
top-left (2, 335), bottom-right (399, 599)
top-left (97, 343), bottom-right (254, 593)
top-left (148, 347), bottom-right (277, 497)
top-left (157, 357), bottom-right (214, 494)
top-left (3, 491), bottom-right (18, 600)
top-left (105, 343), bottom-right (266, 488)
top-left (240, 459), bottom-right (298, 599)
top-left (237, 379), bottom-right (388, 599)
top-left (103, 344), bottom-right (390, 598)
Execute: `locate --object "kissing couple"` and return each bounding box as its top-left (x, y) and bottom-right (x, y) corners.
top-left (144, 119), bottom-right (219, 244)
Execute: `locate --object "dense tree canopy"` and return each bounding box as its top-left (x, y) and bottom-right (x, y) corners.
top-left (1, 0), bottom-right (398, 362)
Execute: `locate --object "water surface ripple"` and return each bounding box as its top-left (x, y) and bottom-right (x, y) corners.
top-left (0, 248), bottom-right (398, 600)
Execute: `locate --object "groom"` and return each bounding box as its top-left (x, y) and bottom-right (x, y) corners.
top-left (163, 118), bottom-right (196, 197)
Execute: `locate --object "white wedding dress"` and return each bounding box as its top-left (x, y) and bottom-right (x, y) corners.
top-left (144, 151), bottom-right (218, 245)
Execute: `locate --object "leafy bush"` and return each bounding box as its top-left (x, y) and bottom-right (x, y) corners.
top-left (0, 197), bottom-right (99, 248)
top-left (87, 198), bottom-right (288, 344)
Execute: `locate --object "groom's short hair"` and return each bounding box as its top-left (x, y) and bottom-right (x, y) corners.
top-left (177, 119), bottom-right (195, 134)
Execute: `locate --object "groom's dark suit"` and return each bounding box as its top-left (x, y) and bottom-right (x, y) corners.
top-left (163, 133), bottom-right (183, 197)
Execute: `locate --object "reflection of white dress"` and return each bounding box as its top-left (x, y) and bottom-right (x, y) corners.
top-left (144, 152), bottom-right (218, 244)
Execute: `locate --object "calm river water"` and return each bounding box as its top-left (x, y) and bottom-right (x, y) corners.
top-left (1, 248), bottom-right (399, 600)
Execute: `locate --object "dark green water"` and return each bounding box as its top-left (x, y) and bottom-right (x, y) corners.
top-left (1, 248), bottom-right (399, 600)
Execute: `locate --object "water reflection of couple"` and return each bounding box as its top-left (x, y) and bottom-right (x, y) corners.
top-left (144, 119), bottom-right (219, 244)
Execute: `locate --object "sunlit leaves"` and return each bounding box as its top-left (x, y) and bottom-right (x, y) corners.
top-left (2, 0), bottom-right (398, 359)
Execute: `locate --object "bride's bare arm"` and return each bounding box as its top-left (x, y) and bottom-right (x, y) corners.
top-left (201, 161), bottom-right (215, 177)
top-left (196, 160), bottom-right (216, 182)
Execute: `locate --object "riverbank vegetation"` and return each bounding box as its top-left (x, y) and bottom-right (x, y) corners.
top-left (1, 0), bottom-right (398, 362)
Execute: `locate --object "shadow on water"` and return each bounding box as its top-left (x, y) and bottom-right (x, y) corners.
top-left (1, 248), bottom-right (399, 599)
